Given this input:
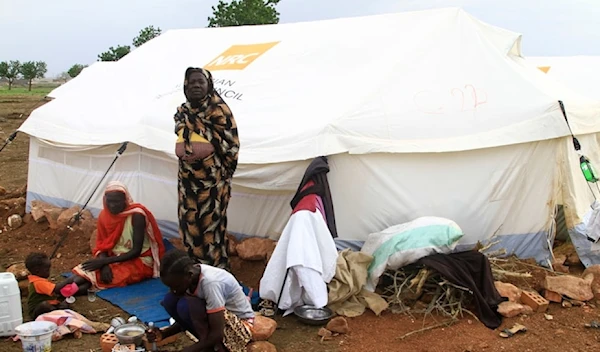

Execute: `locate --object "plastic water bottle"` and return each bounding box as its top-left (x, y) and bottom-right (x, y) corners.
top-left (580, 155), bottom-right (599, 182)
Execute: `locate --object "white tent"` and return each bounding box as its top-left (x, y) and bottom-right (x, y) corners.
top-left (19, 8), bottom-right (600, 265)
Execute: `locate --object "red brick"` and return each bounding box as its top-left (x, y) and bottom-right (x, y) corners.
top-left (544, 290), bottom-right (563, 303)
top-left (521, 290), bottom-right (549, 312)
top-left (100, 333), bottom-right (118, 352)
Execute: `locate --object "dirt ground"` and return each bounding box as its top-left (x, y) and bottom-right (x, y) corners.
top-left (2, 93), bottom-right (600, 351)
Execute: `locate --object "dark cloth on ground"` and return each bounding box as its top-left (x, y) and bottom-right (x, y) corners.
top-left (290, 156), bottom-right (338, 238)
top-left (416, 250), bottom-right (506, 329)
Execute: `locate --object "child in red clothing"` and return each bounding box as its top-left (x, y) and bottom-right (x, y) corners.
top-left (25, 252), bottom-right (67, 319)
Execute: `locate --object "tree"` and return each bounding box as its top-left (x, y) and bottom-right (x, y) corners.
top-left (57, 72), bottom-right (71, 83)
top-left (68, 64), bottom-right (87, 78)
top-left (0, 60), bottom-right (21, 90)
top-left (133, 25), bottom-right (162, 47)
top-left (20, 61), bottom-right (47, 91)
top-left (207, 0), bottom-right (280, 28)
top-left (98, 45), bottom-right (131, 62)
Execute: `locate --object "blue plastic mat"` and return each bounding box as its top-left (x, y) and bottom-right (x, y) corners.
top-left (98, 278), bottom-right (171, 327)
top-left (60, 273), bottom-right (171, 327)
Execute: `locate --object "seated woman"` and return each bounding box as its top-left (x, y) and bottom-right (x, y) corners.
top-left (58, 181), bottom-right (165, 294)
top-left (150, 249), bottom-right (254, 352)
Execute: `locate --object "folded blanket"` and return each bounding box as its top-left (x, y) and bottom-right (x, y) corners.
top-left (327, 249), bottom-right (388, 317)
top-left (37, 309), bottom-right (109, 341)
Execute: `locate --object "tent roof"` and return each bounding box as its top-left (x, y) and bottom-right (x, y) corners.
top-left (47, 62), bottom-right (116, 99)
top-left (19, 8), bottom-right (600, 164)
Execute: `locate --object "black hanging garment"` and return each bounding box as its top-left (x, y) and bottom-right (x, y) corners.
top-left (417, 251), bottom-right (506, 329)
top-left (290, 156), bottom-right (338, 238)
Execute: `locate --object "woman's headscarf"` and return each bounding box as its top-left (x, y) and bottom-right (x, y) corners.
top-left (174, 67), bottom-right (240, 179)
top-left (95, 181), bottom-right (166, 277)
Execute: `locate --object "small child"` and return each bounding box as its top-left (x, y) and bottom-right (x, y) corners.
top-left (25, 252), bottom-right (66, 319)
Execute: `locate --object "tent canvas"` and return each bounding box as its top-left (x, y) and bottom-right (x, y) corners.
top-left (524, 56), bottom-right (600, 266)
top-left (47, 62), bottom-right (116, 99)
top-left (18, 8), bottom-right (600, 265)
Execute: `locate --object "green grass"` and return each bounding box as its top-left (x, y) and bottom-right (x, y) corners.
top-left (0, 86), bottom-right (56, 96)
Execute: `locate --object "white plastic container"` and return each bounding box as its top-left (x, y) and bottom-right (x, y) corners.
top-left (0, 272), bottom-right (23, 337)
top-left (15, 321), bottom-right (57, 352)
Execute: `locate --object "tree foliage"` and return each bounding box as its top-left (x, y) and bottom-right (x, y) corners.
top-left (20, 61), bottom-right (47, 91)
top-left (98, 45), bottom-right (131, 62)
top-left (57, 72), bottom-right (71, 83)
top-left (0, 60), bottom-right (22, 90)
top-left (207, 0), bottom-right (280, 28)
top-left (68, 64), bottom-right (87, 78)
top-left (133, 25), bottom-right (162, 47)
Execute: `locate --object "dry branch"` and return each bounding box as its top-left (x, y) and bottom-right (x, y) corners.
top-left (397, 319), bottom-right (458, 340)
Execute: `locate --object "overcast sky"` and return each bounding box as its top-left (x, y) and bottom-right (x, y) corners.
top-left (1, 0), bottom-right (599, 76)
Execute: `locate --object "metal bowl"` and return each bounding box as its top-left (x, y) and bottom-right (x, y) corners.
top-left (114, 323), bottom-right (146, 346)
top-left (293, 305), bottom-right (334, 326)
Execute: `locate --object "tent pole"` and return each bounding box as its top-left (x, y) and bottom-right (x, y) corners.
top-left (50, 142), bottom-right (129, 259)
top-left (0, 131), bottom-right (17, 153)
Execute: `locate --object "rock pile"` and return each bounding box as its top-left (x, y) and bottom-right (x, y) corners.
top-left (229, 235), bottom-right (277, 263)
top-left (495, 264), bottom-right (600, 318)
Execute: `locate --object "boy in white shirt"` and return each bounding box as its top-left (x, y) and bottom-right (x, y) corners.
top-left (149, 249), bottom-right (254, 352)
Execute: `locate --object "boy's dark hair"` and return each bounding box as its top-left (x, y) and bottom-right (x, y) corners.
top-left (160, 249), bottom-right (194, 277)
top-left (25, 252), bottom-right (49, 274)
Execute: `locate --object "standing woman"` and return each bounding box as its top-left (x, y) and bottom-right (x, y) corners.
top-left (174, 67), bottom-right (240, 270)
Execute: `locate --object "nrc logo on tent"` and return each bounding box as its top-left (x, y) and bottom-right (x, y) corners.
top-left (204, 42), bottom-right (279, 71)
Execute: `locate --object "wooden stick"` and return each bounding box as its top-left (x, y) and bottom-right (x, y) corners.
top-left (186, 331), bottom-right (199, 343)
top-left (397, 319), bottom-right (457, 340)
top-left (492, 269), bottom-right (532, 278)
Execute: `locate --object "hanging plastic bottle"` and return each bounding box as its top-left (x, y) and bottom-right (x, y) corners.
top-left (580, 155), bottom-right (599, 183)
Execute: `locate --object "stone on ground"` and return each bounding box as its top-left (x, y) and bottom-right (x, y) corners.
top-left (8, 214), bottom-right (22, 229)
top-left (318, 328), bottom-right (333, 339)
top-left (252, 315), bottom-right (277, 341)
top-left (497, 301), bottom-right (533, 318)
top-left (247, 341), bottom-right (277, 352)
top-left (326, 317), bottom-right (350, 334)
top-left (237, 238), bottom-right (276, 261)
top-left (494, 281), bottom-right (522, 303)
top-left (6, 262), bottom-right (29, 280)
top-left (57, 205), bottom-right (82, 228)
top-left (566, 252), bottom-right (581, 266)
top-left (544, 275), bottom-right (594, 301)
top-left (583, 265), bottom-right (600, 300)
top-left (30, 200), bottom-right (61, 223)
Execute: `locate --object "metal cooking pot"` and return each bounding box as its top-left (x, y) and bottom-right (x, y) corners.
top-left (114, 323), bottom-right (146, 346)
top-left (293, 305), bottom-right (334, 326)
